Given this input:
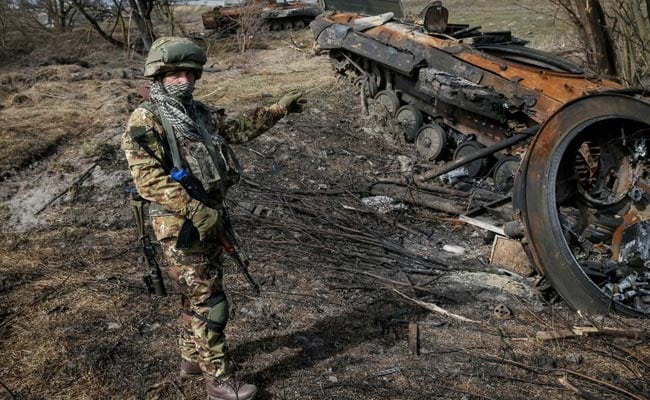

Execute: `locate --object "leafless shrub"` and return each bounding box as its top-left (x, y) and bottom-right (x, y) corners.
top-left (604, 0), bottom-right (650, 86)
top-left (232, 0), bottom-right (266, 53)
top-left (547, 0), bottom-right (650, 86)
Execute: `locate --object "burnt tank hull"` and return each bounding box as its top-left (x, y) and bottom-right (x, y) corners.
top-left (202, 1), bottom-right (322, 33)
top-left (312, 9), bottom-right (650, 316)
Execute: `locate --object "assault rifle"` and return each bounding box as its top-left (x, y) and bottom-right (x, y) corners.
top-left (172, 170), bottom-right (260, 295)
top-left (218, 209), bottom-right (261, 295)
top-left (126, 186), bottom-right (167, 296)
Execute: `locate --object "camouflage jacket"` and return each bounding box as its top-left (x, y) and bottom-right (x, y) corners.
top-left (121, 100), bottom-right (286, 240)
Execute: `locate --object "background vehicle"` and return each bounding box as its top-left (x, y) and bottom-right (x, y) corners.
top-left (202, 0), bottom-right (322, 33)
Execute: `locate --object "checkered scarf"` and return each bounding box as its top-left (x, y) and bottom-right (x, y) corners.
top-left (149, 81), bottom-right (203, 141)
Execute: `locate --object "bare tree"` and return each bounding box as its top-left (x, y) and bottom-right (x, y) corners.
top-left (0, 0), bottom-right (9, 46)
top-left (42, 0), bottom-right (78, 31)
top-left (605, 0), bottom-right (650, 85)
top-left (73, 0), bottom-right (157, 51)
top-left (233, 0), bottom-right (266, 53)
top-left (127, 0), bottom-right (155, 51)
top-left (69, 0), bottom-right (124, 47)
top-left (157, 0), bottom-right (179, 36)
top-left (548, 0), bottom-right (650, 85)
top-left (0, 0), bottom-right (53, 49)
top-left (548, 0), bottom-right (617, 75)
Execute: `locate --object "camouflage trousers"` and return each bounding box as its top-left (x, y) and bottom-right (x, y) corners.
top-left (160, 234), bottom-right (232, 382)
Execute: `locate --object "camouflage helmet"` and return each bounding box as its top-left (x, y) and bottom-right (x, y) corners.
top-left (144, 37), bottom-right (207, 79)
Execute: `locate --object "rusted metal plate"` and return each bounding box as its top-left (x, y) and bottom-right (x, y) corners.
top-left (490, 236), bottom-right (534, 277)
top-left (458, 52), bottom-right (621, 104)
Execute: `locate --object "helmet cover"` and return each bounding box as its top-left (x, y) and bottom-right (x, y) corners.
top-left (144, 37), bottom-right (207, 79)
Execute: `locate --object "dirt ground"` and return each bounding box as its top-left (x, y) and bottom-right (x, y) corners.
top-left (1, 2), bottom-right (650, 400)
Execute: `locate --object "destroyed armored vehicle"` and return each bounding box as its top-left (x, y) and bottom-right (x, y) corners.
top-left (202, 0), bottom-right (322, 33)
top-left (311, 2), bottom-right (650, 316)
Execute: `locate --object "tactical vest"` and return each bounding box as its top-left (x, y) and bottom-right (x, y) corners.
top-left (139, 100), bottom-right (241, 206)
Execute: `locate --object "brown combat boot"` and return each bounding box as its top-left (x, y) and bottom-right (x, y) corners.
top-left (180, 359), bottom-right (202, 378)
top-left (205, 377), bottom-right (257, 400)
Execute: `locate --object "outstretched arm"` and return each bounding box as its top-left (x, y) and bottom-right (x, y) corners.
top-left (214, 91), bottom-right (303, 144)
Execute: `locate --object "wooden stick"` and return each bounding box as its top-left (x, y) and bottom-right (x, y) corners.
top-left (391, 288), bottom-right (480, 323)
top-left (458, 215), bottom-right (505, 236)
top-left (474, 353), bottom-right (647, 400)
top-left (572, 326), bottom-right (649, 339)
top-left (322, 266), bottom-right (438, 295)
top-left (536, 329), bottom-right (576, 341)
top-left (559, 375), bottom-right (602, 400)
top-left (34, 162), bottom-right (99, 215)
top-left (537, 326), bottom-right (650, 341)
top-left (369, 182), bottom-right (464, 215)
top-left (375, 177), bottom-right (499, 201)
top-left (0, 379), bottom-right (16, 399)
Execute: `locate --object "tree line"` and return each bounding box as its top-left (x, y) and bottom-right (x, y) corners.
top-left (0, 0), bottom-right (163, 50)
top-left (0, 0), bottom-right (648, 85)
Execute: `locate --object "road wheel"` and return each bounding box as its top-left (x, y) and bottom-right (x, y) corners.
top-left (373, 90), bottom-right (400, 117)
top-left (415, 123), bottom-right (446, 161)
top-left (453, 141), bottom-right (487, 177)
top-left (395, 105), bottom-right (424, 142)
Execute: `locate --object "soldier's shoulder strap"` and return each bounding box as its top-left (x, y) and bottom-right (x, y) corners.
top-left (129, 101), bottom-right (173, 171)
top-left (138, 100), bottom-right (160, 121)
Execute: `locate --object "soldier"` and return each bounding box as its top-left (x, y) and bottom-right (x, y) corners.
top-left (121, 37), bottom-right (301, 400)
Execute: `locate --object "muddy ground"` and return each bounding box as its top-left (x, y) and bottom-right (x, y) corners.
top-left (1, 2), bottom-right (650, 399)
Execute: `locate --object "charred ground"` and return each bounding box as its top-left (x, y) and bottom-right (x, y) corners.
top-left (1, 2), bottom-right (650, 400)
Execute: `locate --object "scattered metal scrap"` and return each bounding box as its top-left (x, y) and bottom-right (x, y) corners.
top-left (311, 2), bottom-right (650, 316)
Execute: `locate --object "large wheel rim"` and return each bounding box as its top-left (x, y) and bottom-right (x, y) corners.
top-left (521, 94), bottom-right (650, 316)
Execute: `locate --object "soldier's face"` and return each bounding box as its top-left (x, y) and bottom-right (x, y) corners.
top-left (162, 70), bottom-right (196, 85)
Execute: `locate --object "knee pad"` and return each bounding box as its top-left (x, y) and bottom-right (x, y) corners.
top-left (186, 292), bottom-right (229, 334)
top-left (207, 296), bottom-right (229, 331)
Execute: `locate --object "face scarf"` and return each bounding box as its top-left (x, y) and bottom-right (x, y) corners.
top-left (149, 80), bottom-right (203, 141)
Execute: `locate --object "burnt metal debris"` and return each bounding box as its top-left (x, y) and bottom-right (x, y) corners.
top-left (311, 2), bottom-right (650, 316)
top-left (202, 0), bottom-right (322, 33)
